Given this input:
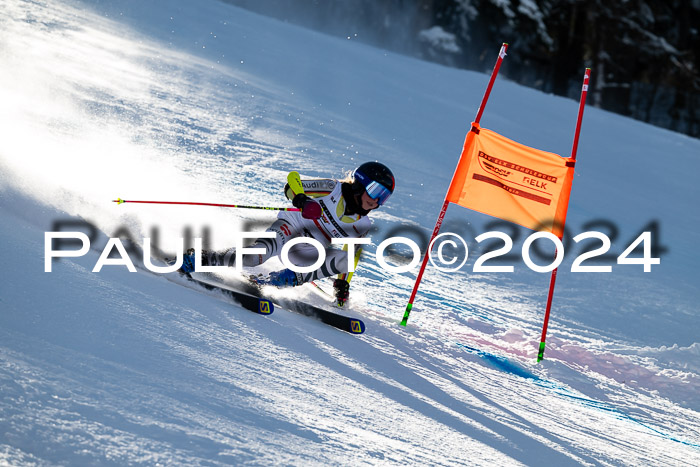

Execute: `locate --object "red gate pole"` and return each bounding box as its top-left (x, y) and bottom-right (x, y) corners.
top-left (537, 68), bottom-right (591, 361)
top-left (401, 43), bottom-right (509, 327)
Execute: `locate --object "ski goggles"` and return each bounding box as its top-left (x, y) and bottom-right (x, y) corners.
top-left (363, 180), bottom-right (392, 205)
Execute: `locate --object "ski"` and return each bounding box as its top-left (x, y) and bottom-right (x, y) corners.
top-left (162, 253), bottom-right (364, 334)
top-left (186, 274), bottom-right (274, 316)
top-left (185, 274), bottom-right (365, 335)
top-left (273, 295), bottom-right (366, 334)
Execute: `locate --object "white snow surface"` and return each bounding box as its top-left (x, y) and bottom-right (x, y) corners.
top-left (1, 0), bottom-right (699, 464)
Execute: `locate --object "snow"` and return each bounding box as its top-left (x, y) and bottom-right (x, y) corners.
top-left (1, 0), bottom-right (700, 464)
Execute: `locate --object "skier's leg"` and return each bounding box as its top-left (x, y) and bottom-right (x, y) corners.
top-left (257, 244), bottom-right (349, 287)
top-left (203, 219), bottom-right (296, 268)
top-left (249, 230), bottom-right (355, 287)
top-left (294, 247), bottom-right (351, 283)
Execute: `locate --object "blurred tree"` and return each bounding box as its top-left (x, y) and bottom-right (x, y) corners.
top-left (224, 0), bottom-right (700, 137)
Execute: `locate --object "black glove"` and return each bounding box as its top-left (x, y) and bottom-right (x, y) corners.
top-left (333, 279), bottom-right (350, 306)
top-left (293, 193), bottom-right (322, 220)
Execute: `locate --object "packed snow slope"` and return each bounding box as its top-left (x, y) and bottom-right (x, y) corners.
top-left (1, 0), bottom-right (699, 464)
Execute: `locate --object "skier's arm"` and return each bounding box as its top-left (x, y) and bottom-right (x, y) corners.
top-left (284, 172), bottom-right (324, 220)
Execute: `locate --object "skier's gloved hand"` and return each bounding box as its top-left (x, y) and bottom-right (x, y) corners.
top-left (293, 193), bottom-right (322, 220)
top-left (333, 279), bottom-right (350, 306)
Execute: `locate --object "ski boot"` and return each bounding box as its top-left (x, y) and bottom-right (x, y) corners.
top-left (333, 279), bottom-right (350, 307)
top-left (179, 248), bottom-right (212, 274)
top-left (251, 268), bottom-right (300, 288)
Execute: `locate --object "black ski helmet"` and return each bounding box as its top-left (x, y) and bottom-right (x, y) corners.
top-left (352, 161), bottom-right (395, 206)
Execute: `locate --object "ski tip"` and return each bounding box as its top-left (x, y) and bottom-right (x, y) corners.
top-left (258, 299), bottom-right (274, 315)
top-left (349, 319), bottom-right (365, 334)
top-left (113, 198), bottom-right (125, 205)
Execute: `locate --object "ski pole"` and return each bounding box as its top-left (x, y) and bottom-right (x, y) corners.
top-left (113, 198), bottom-right (301, 211)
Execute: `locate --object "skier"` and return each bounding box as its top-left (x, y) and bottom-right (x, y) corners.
top-left (180, 161), bottom-right (395, 305)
